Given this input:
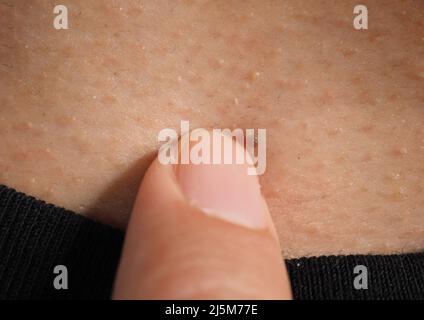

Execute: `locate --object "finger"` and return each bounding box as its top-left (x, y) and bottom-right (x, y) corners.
top-left (113, 131), bottom-right (292, 299)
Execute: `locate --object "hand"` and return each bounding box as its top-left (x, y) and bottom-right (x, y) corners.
top-left (113, 133), bottom-right (292, 299)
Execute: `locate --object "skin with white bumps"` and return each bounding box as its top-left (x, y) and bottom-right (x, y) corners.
top-left (0, 0), bottom-right (423, 258)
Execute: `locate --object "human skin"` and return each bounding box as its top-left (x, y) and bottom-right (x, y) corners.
top-left (0, 0), bottom-right (423, 258)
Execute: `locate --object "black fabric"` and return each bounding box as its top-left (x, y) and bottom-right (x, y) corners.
top-left (0, 185), bottom-right (124, 299)
top-left (0, 184), bottom-right (423, 300)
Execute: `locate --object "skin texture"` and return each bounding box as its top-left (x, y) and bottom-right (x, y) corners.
top-left (0, 0), bottom-right (423, 258)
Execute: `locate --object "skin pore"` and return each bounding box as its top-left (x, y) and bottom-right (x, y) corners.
top-left (0, 0), bottom-right (423, 258)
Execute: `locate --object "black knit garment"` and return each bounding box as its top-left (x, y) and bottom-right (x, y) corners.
top-left (0, 185), bottom-right (423, 300)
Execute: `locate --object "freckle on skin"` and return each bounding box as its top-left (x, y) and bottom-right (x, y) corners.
top-left (379, 191), bottom-right (405, 202)
top-left (71, 136), bottom-right (92, 153)
top-left (311, 162), bottom-right (325, 172)
top-left (383, 172), bottom-right (402, 185)
top-left (383, 175), bottom-right (393, 185)
top-left (350, 76), bottom-right (363, 85)
top-left (327, 127), bottom-right (343, 136)
top-left (388, 94), bottom-right (399, 101)
top-left (54, 115), bottom-right (75, 127)
top-left (208, 29), bottom-right (222, 39)
top-left (341, 48), bottom-right (357, 58)
top-left (208, 58), bottom-right (224, 70)
top-left (246, 71), bottom-right (261, 82)
top-left (389, 147), bottom-right (408, 157)
top-left (362, 153), bottom-right (373, 162)
top-left (101, 95), bottom-right (117, 104)
top-left (12, 151), bottom-right (29, 161)
top-left (274, 79), bottom-right (305, 91)
top-left (366, 206), bottom-right (378, 213)
top-left (318, 91), bottom-right (335, 105)
top-left (188, 73), bottom-right (203, 85)
top-left (12, 121), bottom-right (34, 131)
top-left (300, 121), bottom-right (310, 130)
top-left (335, 155), bottom-right (347, 164)
top-left (359, 124), bottom-right (374, 134)
top-left (295, 63), bottom-right (304, 71)
top-left (358, 90), bottom-right (376, 106)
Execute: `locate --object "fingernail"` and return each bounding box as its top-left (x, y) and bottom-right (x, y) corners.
top-left (177, 131), bottom-right (267, 229)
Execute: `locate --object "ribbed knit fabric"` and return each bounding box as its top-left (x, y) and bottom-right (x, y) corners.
top-left (0, 185), bottom-right (124, 299)
top-left (286, 253), bottom-right (424, 299)
top-left (0, 184), bottom-right (423, 300)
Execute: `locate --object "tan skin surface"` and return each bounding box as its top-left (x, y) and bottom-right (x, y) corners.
top-left (1, 0), bottom-right (423, 258)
